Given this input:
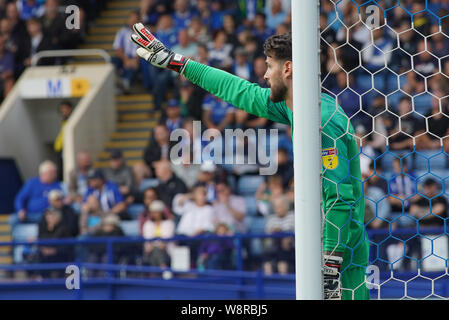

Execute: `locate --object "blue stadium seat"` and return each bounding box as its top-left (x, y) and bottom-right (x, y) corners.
top-left (237, 175), bottom-right (265, 196)
top-left (413, 94), bottom-right (432, 116)
top-left (12, 223), bottom-right (38, 263)
top-left (357, 74), bottom-right (372, 92)
top-left (379, 150), bottom-right (412, 172)
top-left (138, 178), bottom-right (159, 193)
top-left (120, 220), bottom-right (139, 237)
top-left (244, 196), bottom-right (258, 216)
top-left (415, 150), bottom-right (447, 171)
top-left (247, 216), bottom-right (266, 233)
top-left (127, 203), bottom-right (145, 220)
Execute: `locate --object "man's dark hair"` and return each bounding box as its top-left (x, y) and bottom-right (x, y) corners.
top-left (60, 100), bottom-right (73, 108)
top-left (263, 32), bottom-right (292, 61)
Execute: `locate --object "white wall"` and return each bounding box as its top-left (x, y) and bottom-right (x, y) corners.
top-left (0, 64), bottom-right (115, 182)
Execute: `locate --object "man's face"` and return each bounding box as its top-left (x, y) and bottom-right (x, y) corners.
top-left (40, 167), bottom-right (57, 184)
top-left (264, 56), bottom-right (288, 103)
top-left (60, 104), bottom-right (72, 120)
top-left (88, 177), bottom-right (103, 189)
top-left (50, 197), bottom-right (63, 209)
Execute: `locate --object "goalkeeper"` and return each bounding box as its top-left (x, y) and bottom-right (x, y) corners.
top-left (131, 24), bottom-right (369, 300)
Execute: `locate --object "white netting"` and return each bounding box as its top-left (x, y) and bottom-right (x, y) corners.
top-left (320, 0), bottom-right (449, 299)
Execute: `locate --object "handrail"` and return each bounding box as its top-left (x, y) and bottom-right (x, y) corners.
top-left (30, 49), bottom-right (111, 66)
top-left (1, 226), bottom-right (446, 248)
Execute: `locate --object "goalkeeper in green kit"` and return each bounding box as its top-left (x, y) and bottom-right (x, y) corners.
top-left (131, 23), bottom-right (370, 300)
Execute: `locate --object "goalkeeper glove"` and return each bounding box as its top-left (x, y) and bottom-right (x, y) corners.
top-left (130, 22), bottom-right (190, 74)
top-left (323, 254), bottom-right (343, 300)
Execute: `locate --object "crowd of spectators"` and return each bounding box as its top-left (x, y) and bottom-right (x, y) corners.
top-left (0, 0), bottom-right (105, 101)
top-left (9, 0), bottom-right (449, 276)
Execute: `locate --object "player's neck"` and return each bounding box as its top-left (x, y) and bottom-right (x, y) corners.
top-left (286, 88), bottom-right (293, 111)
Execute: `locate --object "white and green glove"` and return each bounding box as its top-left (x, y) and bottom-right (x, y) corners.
top-left (130, 22), bottom-right (190, 74)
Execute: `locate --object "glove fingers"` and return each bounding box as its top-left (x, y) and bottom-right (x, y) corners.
top-left (133, 22), bottom-right (155, 43)
top-left (136, 48), bottom-right (152, 61)
top-left (131, 34), bottom-right (151, 50)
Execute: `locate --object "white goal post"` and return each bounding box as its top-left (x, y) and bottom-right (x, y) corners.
top-left (292, 0), bottom-right (323, 300)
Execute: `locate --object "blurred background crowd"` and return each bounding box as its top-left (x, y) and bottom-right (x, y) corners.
top-left (4, 0), bottom-right (449, 276)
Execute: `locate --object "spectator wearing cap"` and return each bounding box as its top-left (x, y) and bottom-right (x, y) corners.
top-left (154, 159), bottom-right (187, 209)
top-left (198, 161), bottom-right (218, 203)
top-left (67, 151), bottom-right (92, 205)
top-left (202, 93), bottom-right (235, 132)
top-left (213, 181), bottom-right (247, 233)
top-left (142, 200), bottom-right (175, 267)
top-left (11, 160), bottom-right (62, 231)
top-left (159, 99), bottom-right (184, 133)
top-left (38, 189), bottom-right (78, 237)
top-left (103, 149), bottom-right (135, 204)
top-left (82, 168), bottom-right (127, 219)
top-left (138, 187), bottom-right (173, 235)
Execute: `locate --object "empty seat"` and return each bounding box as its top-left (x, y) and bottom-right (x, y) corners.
top-left (120, 220), bottom-right (140, 237)
top-left (138, 179), bottom-right (159, 193)
top-left (237, 175), bottom-right (265, 196)
top-left (127, 203), bottom-right (145, 220)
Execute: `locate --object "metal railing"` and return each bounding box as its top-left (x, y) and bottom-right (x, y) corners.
top-left (30, 49), bottom-right (111, 66)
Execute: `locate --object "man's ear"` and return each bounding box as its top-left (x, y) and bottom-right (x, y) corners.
top-left (283, 60), bottom-right (292, 79)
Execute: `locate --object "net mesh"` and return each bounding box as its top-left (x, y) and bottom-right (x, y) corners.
top-left (320, 0), bottom-right (449, 299)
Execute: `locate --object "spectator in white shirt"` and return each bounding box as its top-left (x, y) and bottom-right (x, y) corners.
top-left (173, 184), bottom-right (215, 237)
top-left (213, 181), bottom-right (247, 233)
top-left (142, 200), bottom-right (175, 268)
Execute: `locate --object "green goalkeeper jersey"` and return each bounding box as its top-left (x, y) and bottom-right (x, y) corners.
top-left (184, 61), bottom-right (366, 256)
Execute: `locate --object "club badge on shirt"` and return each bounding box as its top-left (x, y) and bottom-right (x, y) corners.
top-left (322, 147), bottom-right (338, 170)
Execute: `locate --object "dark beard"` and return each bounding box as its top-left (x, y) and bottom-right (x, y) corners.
top-left (269, 83), bottom-right (288, 103)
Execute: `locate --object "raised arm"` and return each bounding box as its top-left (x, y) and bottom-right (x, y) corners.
top-left (130, 22), bottom-right (289, 123)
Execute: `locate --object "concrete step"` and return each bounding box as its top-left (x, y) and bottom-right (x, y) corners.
top-left (118, 113), bottom-right (158, 122)
top-left (110, 131), bottom-right (151, 140)
top-left (95, 159), bottom-right (141, 168)
top-left (116, 121), bottom-right (157, 130)
top-left (85, 34), bottom-right (115, 42)
top-left (99, 150), bottom-right (143, 160)
top-left (95, 17), bottom-right (127, 26)
top-left (0, 256), bottom-right (12, 264)
top-left (108, 1), bottom-right (140, 9)
top-left (105, 140), bottom-right (148, 149)
top-left (89, 26), bottom-right (121, 35)
top-left (116, 94), bottom-right (153, 103)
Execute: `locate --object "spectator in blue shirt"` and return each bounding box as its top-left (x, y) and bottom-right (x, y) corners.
top-left (172, 0), bottom-right (197, 32)
top-left (11, 160), bottom-right (62, 231)
top-left (0, 35), bottom-right (14, 99)
top-left (251, 12), bottom-right (274, 42)
top-left (112, 10), bottom-right (142, 94)
top-left (82, 168), bottom-right (127, 219)
top-left (160, 98), bottom-right (184, 133)
top-left (17, 0), bottom-right (45, 21)
top-left (202, 94), bottom-right (235, 131)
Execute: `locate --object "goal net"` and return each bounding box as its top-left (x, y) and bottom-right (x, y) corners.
top-left (320, 0), bottom-right (449, 299)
